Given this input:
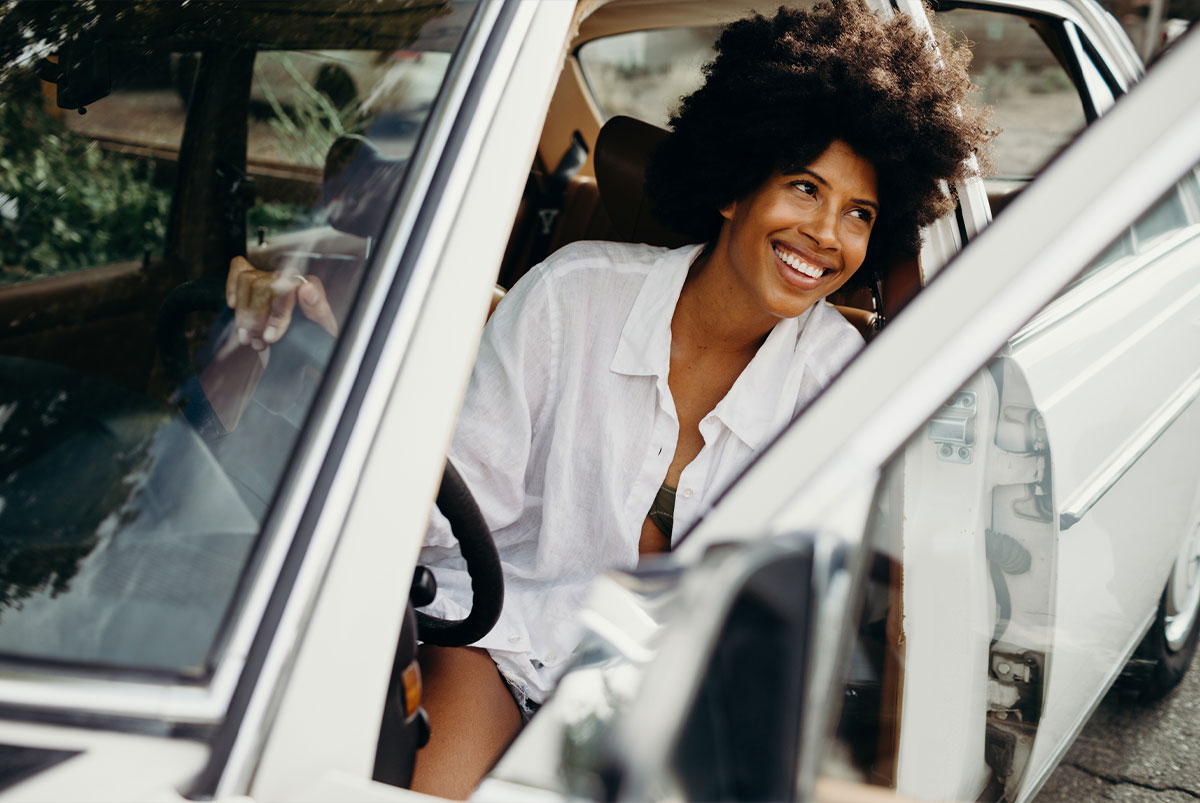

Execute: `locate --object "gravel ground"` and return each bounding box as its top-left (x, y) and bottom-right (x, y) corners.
top-left (1037, 660), bottom-right (1200, 801)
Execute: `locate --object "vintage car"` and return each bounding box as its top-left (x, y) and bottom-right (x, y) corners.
top-left (0, 0), bottom-right (1196, 801)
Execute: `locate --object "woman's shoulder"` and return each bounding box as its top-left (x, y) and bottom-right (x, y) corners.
top-left (797, 300), bottom-right (866, 383)
top-left (497, 241), bottom-right (692, 323)
top-left (534, 240), bottom-right (687, 283)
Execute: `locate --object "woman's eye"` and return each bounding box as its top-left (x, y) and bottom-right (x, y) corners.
top-left (791, 180), bottom-right (817, 196)
top-left (850, 208), bottom-right (875, 224)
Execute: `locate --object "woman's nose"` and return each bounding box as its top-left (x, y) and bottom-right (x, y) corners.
top-left (801, 207), bottom-right (840, 251)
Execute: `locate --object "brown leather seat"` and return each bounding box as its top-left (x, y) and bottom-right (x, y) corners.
top-left (593, 116), bottom-right (693, 250)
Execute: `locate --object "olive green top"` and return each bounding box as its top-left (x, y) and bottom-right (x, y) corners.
top-left (647, 482), bottom-right (677, 542)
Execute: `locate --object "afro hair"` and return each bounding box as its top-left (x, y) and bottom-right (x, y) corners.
top-left (645, 2), bottom-right (993, 278)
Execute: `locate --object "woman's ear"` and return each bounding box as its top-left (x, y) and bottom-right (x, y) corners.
top-left (719, 200), bottom-right (736, 221)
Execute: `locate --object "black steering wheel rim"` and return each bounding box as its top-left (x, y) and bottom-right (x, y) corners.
top-left (417, 460), bottom-right (504, 646)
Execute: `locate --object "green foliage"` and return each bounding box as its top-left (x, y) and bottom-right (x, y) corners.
top-left (247, 199), bottom-right (311, 237)
top-left (258, 54), bottom-right (365, 169)
top-left (0, 69), bottom-right (169, 285)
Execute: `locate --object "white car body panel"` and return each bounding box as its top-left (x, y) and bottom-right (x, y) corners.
top-left (0, 723), bottom-right (205, 803)
top-left (894, 372), bottom-right (998, 801)
top-left (1009, 216), bottom-right (1200, 791)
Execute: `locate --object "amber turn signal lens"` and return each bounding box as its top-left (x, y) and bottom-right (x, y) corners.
top-left (402, 660), bottom-right (422, 718)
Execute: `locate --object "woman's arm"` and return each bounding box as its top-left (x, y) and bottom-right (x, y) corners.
top-left (424, 264), bottom-right (558, 547)
top-left (224, 256), bottom-right (338, 349)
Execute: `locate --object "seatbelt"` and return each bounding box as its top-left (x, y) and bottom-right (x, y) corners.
top-left (527, 131), bottom-right (588, 265)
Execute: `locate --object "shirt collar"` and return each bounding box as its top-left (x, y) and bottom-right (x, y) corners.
top-left (609, 243), bottom-right (704, 378)
top-left (710, 306), bottom-right (813, 449)
top-left (610, 242), bottom-right (820, 450)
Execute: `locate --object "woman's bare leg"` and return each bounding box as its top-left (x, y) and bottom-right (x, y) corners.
top-left (410, 645), bottom-right (522, 800)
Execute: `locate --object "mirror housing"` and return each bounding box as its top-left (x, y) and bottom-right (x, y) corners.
top-left (594, 532), bottom-right (856, 802)
top-left (37, 42), bottom-right (112, 111)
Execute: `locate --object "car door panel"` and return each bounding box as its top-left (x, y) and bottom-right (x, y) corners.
top-left (1006, 203), bottom-right (1200, 788)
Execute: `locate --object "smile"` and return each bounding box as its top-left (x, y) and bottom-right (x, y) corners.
top-left (773, 244), bottom-right (831, 280)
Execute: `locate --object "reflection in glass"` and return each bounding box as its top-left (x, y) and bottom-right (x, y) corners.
top-left (0, 0), bottom-right (477, 676)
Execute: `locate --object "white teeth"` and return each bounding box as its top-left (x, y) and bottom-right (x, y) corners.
top-left (773, 246), bottom-right (825, 279)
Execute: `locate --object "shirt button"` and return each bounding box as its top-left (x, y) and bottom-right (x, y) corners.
top-left (682, 488), bottom-right (694, 499)
top-left (547, 652), bottom-right (557, 661)
top-left (509, 635), bottom-right (521, 644)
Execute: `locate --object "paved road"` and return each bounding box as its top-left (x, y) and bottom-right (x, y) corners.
top-left (1037, 661), bottom-right (1200, 801)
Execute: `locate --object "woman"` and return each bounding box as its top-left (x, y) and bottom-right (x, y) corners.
top-left (410, 3), bottom-right (990, 797)
top-left (224, 2), bottom-right (990, 797)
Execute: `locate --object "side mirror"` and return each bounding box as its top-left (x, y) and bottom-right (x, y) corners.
top-left (594, 532), bottom-right (857, 802)
top-left (36, 41), bottom-right (112, 111)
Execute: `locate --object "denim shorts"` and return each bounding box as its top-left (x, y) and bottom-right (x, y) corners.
top-left (497, 666), bottom-right (542, 724)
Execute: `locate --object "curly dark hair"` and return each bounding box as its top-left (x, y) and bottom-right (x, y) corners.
top-left (645, 2), bottom-right (992, 278)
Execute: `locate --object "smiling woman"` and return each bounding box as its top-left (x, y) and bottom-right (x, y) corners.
top-left (712, 143), bottom-right (880, 323)
top-left (410, 1), bottom-right (994, 798)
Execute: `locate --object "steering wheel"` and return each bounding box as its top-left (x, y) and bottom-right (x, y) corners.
top-left (155, 277), bottom-right (503, 647)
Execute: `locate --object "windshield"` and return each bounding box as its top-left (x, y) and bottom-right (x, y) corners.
top-left (0, 0), bottom-right (477, 676)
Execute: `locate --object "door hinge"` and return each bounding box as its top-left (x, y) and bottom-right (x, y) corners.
top-left (928, 391), bottom-right (976, 463)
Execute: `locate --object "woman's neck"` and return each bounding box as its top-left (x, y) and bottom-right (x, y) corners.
top-left (671, 246), bottom-right (778, 357)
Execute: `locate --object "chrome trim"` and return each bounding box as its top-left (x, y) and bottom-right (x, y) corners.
top-left (0, 675), bottom-right (223, 725)
top-left (896, 0), bottom-right (993, 244)
top-left (1064, 20), bottom-right (1117, 114)
top-left (1062, 0), bottom-right (1143, 81)
top-left (1010, 226), bottom-right (1200, 348)
top-left (935, 0), bottom-right (1141, 88)
top-left (1059, 367), bottom-right (1200, 530)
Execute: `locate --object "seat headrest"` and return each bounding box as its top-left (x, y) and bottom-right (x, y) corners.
top-left (322, 135), bottom-right (410, 240)
top-left (594, 116), bottom-right (692, 249)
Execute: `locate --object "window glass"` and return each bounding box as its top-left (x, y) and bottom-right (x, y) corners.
top-left (243, 48), bottom-right (452, 240)
top-left (937, 9), bottom-right (1087, 179)
top-left (1133, 187), bottom-right (1191, 248)
top-left (0, 50), bottom-right (178, 285)
top-left (0, 0), bottom-right (477, 677)
top-left (577, 27), bottom-right (720, 127)
top-left (577, 7), bottom-right (1089, 184)
top-left (1068, 178), bottom-right (1199, 287)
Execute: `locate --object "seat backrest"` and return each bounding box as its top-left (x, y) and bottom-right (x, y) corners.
top-left (594, 116), bottom-right (693, 249)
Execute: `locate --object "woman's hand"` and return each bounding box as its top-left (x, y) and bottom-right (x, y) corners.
top-left (225, 256), bottom-right (338, 351)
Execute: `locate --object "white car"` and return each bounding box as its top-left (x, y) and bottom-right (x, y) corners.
top-left (0, 1), bottom-right (1196, 801)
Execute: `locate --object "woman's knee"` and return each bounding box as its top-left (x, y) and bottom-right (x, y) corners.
top-left (410, 645), bottom-right (522, 799)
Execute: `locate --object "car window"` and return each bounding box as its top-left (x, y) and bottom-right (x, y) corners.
top-left (1062, 171), bottom-right (1200, 288)
top-left (576, 6), bottom-right (1090, 185)
top-left (0, 0), bottom-right (477, 677)
top-left (0, 51), bottom-right (178, 286)
top-left (577, 26), bottom-right (721, 127)
top-left (936, 8), bottom-right (1088, 179)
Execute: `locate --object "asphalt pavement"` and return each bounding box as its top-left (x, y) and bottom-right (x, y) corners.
top-left (1037, 659), bottom-right (1200, 801)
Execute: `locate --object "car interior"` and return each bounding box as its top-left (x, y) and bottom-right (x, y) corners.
top-left (0, 0), bottom-right (1127, 793)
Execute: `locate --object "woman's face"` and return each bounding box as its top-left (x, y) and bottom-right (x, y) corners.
top-left (716, 139), bottom-right (879, 322)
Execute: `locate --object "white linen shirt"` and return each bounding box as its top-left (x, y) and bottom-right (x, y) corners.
top-left (420, 240), bottom-right (863, 701)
